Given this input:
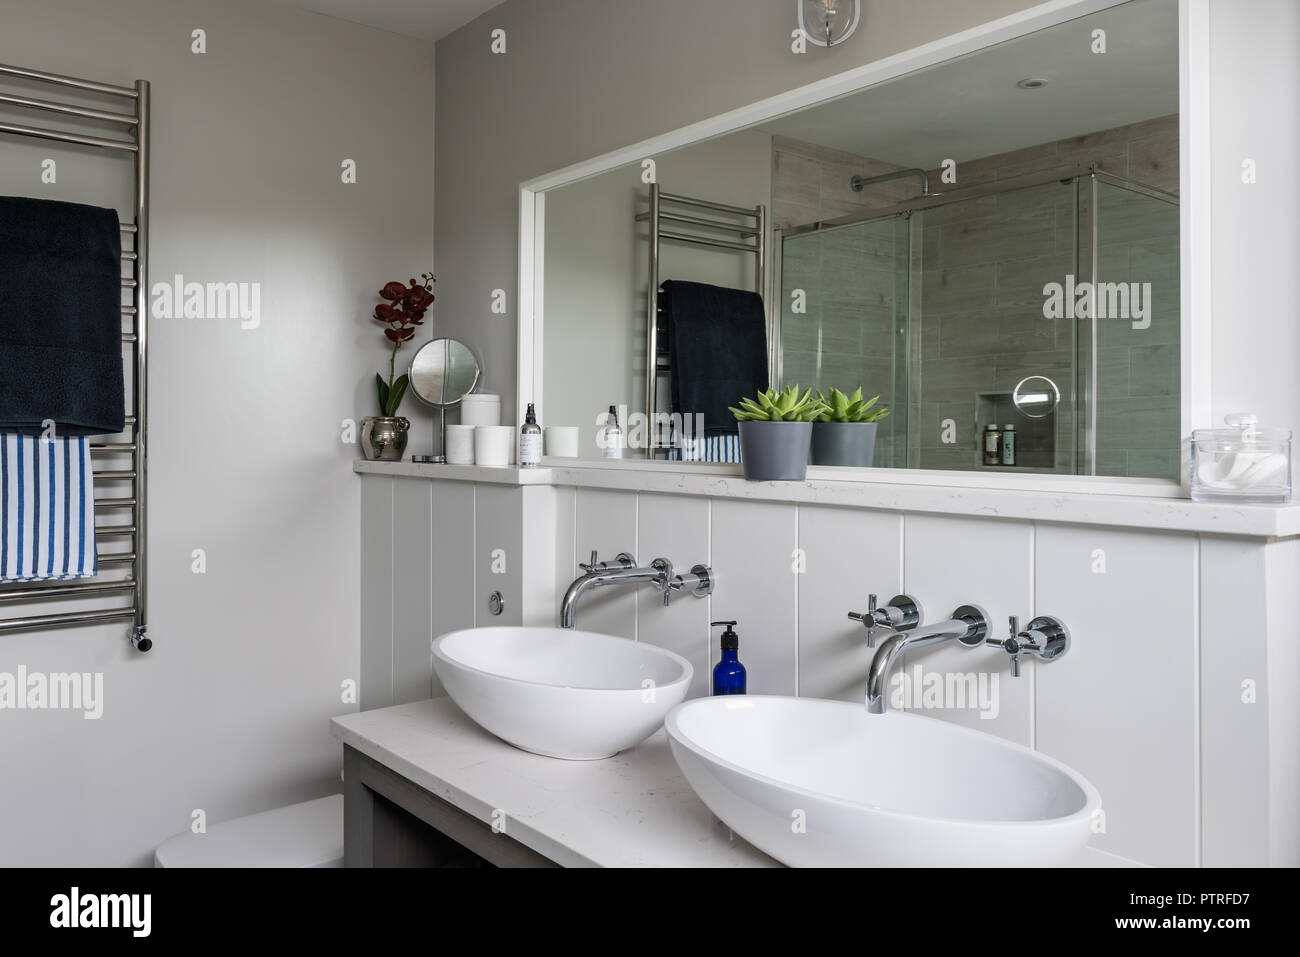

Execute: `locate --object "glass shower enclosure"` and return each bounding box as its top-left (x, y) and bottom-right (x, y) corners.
top-left (777, 166), bottom-right (1180, 478)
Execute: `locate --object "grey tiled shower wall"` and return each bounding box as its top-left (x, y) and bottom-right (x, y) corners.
top-left (773, 114), bottom-right (1180, 478)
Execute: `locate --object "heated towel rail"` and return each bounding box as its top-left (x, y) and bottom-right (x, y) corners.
top-left (636, 185), bottom-right (765, 454)
top-left (0, 63), bottom-right (152, 652)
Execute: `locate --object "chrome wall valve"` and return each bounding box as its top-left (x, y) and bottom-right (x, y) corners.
top-left (848, 593), bottom-right (923, 648)
top-left (579, 550), bottom-right (636, 574)
top-left (659, 561), bottom-right (713, 606)
top-left (988, 615), bottom-right (1071, 677)
top-left (561, 552), bottom-right (711, 627)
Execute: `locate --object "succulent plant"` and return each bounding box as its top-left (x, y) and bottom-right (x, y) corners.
top-left (730, 386), bottom-right (830, 423)
top-left (815, 387), bottom-right (890, 424)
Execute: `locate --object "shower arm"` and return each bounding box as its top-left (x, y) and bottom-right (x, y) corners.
top-left (850, 167), bottom-right (930, 196)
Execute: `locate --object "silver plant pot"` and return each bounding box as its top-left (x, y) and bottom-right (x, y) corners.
top-left (361, 416), bottom-right (410, 461)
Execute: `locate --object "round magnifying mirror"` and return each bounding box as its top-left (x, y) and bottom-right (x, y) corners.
top-left (410, 338), bottom-right (480, 407)
top-left (1012, 375), bottom-right (1061, 420)
top-left (409, 339), bottom-right (481, 464)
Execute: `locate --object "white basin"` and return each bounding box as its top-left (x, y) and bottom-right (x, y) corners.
top-left (431, 626), bottom-right (692, 760)
top-left (665, 695), bottom-right (1101, 867)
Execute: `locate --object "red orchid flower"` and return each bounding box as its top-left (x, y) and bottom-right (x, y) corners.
top-left (371, 272), bottom-right (436, 418)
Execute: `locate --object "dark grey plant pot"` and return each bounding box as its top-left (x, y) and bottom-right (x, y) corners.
top-left (812, 421), bottom-right (878, 468)
top-left (737, 420), bottom-right (813, 481)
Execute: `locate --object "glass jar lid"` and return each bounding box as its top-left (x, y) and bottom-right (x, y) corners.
top-left (1192, 413), bottom-right (1292, 446)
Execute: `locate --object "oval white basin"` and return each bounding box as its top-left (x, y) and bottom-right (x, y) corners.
top-left (665, 695), bottom-right (1101, 867)
top-left (431, 626), bottom-right (693, 760)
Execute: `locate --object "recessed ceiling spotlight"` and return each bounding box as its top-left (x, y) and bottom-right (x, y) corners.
top-left (1017, 77), bottom-right (1050, 89)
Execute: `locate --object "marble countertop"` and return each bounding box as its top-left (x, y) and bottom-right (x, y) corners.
top-left (332, 697), bottom-right (1138, 869)
top-left (330, 697), bottom-right (778, 868)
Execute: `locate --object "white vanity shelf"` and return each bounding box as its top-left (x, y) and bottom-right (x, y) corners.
top-left (353, 459), bottom-right (1300, 539)
top-left (332, 697), bottom-right (774, 867)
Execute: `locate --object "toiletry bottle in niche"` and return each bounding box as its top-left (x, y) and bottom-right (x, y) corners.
top-left (602, 405), bottom-right (624, 460)
top-left (519, 403), bottom-right (542, 467)
top-left (712, 620), bottom-right (747, 696)
top-left (1001, 423), bottom-right (1016, 466)
top-left (983, 424), bottom-right (1002, 466)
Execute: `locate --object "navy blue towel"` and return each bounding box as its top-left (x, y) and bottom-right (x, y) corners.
top-left (0, 196), bottom-right (125, 436)
top-left (660, 280), bottom-right (768, 437)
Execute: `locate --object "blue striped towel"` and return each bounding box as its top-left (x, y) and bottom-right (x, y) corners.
top-left (669, 434), bottom-right (744, 464)
top-left (0, 434), bottom-right (97, 582)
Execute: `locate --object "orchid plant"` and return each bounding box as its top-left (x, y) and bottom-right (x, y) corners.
top-left (372, 272), bottom-right (435, 417)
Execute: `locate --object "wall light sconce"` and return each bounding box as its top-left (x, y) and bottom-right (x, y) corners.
top-left (798, 0), bottom-right (861, 48)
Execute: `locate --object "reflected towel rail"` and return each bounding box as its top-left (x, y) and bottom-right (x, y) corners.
top-left (640, 183), bottom-right (766, 455)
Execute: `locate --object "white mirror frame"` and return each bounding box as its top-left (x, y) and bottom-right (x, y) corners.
top-left (517, 0), bottom-right (1211, 493)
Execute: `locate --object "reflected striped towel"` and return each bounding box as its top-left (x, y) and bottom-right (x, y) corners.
top-left (0, 435), bottom-right (97, 582)
top-left (669, 435), bottom-right (743, 464)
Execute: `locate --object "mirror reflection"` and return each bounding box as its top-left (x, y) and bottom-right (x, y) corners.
top-left (541, 0), bottom-right (1180, 479)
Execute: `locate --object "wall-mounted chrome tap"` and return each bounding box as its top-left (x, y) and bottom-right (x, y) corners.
top-left (848, 593), bottom-right (923, 647)
top-left (857, 600), bottom-right (987, 712)
top-left (560, 551), bottom-right (712, 628)
top-left (980, 615), bottom-right (1071, 676)
top-left (864, 602), bottom-right (990, 714)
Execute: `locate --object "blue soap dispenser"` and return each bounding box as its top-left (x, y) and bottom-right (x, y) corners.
top-left (712, 620), bottom-right (747, 696)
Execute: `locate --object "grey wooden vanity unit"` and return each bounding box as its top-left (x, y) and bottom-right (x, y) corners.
top-left (342, 746), bottom-right (556, 867)
top-left (332, 697), bottom-right (777, 868)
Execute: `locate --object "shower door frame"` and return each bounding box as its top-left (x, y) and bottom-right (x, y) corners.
top-left (1079, 170), bottom-right (1183, 476)
top-left (778, 164), bottom-right (1184, 476)
top-left (770, 209), bottom-right (913, 468)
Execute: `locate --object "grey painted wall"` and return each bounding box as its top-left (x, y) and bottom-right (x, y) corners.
top-left (433, 0), bottom-right (1044, 417)
top-left (0, 0), bottom-right (434, 865)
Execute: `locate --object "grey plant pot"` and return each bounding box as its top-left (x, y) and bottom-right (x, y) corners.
top-left (812, 421), bottom-right (878, 468)
top-left (737, 420), bottom-right (813, 481)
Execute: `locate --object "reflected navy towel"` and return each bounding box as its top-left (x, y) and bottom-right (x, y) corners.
top-left (660, 280), bottom-right (768, 438)
top-left (0, 196), bottom-right (125, 436)
top-left (0, 435), bottom-right (97, 582)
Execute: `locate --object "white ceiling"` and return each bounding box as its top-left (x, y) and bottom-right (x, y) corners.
top-left (277, 0), bottom-right (506, 42)
top-left (762, 0), bottom-right (1178, 166)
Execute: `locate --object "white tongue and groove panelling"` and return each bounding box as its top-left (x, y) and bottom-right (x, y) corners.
top-left (358, 469), bottom-right (1299, 867)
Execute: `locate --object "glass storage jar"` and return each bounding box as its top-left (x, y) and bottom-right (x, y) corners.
top-left (1190, 414), bottom-right (1292, 504)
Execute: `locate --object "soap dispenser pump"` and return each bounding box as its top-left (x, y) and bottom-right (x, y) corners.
top-left (712, 620), bottom-right (747, 696)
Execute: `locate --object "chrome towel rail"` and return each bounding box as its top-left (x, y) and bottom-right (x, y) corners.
top-left (0, 62), bottom-right (152, 653)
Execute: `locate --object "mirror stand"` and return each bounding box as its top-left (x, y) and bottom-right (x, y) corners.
top-left (433, 406), bottom-right (448, 464)
top-left (408, 338), bottom-right (482, 464)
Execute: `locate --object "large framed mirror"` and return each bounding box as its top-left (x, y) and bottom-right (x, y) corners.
top-left (523, 0), bottom-right (1187, 483)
